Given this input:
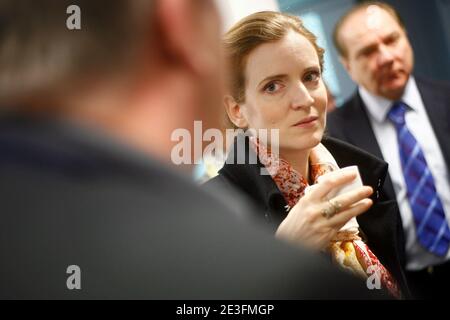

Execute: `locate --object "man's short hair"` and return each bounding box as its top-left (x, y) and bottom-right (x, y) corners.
top-left (332, 1), bottom-right (406, 58)
top-left (0, 0), bottom-right (153, 103)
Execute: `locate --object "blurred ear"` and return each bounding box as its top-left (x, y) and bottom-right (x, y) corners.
top-left (339, 55), bottom-right (351, 74)
top-left (224, 95), bottom-right (248, 128)
top-left (156, 0), bottom-right (217, 76)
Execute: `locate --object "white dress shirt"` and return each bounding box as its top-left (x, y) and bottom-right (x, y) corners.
top-left (359, 76), bottom-right (450, 271)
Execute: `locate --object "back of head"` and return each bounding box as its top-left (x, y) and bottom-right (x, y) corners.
top-left (0, 0), bottom-right (153, 105)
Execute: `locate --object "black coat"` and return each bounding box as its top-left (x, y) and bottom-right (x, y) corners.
top-left (205, 134), bottom-right (410, 297)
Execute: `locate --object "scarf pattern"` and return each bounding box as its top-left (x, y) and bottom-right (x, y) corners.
top-left (250, 137), bottom-right (401, 298)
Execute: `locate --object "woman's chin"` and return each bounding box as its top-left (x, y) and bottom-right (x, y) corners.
top-left (300, 131), bottom-right (323, 146)
top-left (277, 129), bottom-right (324, 152)
top-left (281, 137), bottom-right (321, 153)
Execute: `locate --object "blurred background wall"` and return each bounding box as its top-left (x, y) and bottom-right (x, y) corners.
top-left (215, 0), bottom-right (450, 107)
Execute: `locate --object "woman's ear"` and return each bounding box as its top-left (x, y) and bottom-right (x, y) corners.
top-left (223, 95), bottom-right (248, 128)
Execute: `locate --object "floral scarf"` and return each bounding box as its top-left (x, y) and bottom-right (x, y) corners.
top-left (250, 137), bottom-right (401, 298)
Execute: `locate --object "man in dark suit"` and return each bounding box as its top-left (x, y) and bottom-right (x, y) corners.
top-left (327, 1), bottom-right (450, 299)
top-left (0, 0), bottom-right (385, 299)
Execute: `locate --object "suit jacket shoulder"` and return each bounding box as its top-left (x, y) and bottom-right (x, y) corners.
top-left (415, 76), bottom-right (450, 170)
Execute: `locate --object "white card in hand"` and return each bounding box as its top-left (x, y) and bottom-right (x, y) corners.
top-left (313, 166), bottom-right (363, 232)
top-left (304, 165), bottom-right (363, 197)
top-left (320, 165), bottom-right (363, 198)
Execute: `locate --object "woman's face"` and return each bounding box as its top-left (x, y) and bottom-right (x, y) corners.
top-left (240, 30), bottom-right (327, 154)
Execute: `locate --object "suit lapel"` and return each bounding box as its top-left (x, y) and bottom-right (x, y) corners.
top-left (342, 94), bottom-right (384, 159)
top-left (342, 94), bottom-right (397, 200)
top-left (416, 78), bottom-right (450, 174)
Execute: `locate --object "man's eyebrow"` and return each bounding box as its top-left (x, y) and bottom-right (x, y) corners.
top-left (356, 43), bottom-right (378, 58)
top-left (356, 31), bottom-right (400, 58)
top-left (383, 31), bottom-right (400, 42)
top-left (257, 74), bottom-right (288, 88)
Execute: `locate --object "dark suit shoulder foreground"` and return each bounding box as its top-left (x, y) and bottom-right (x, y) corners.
top-left (205, 134), bottom-right (410, 298)
top-left (0, 115), bottom-right (388, 299)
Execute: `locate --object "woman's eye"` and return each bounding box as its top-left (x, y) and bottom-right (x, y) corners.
top-left (304, 71), bottom-right (321, 82)
top-left (264, 82), bottom-right (282, 93)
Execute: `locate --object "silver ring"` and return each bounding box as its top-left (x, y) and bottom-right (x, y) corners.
top-left (321, 203), bottom-right (335, 219)
top-left (321, 200), bottom-right (343, 219)
top-left (329, 199), bottom-right (343, 214)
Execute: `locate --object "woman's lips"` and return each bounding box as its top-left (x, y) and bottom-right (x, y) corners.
top-left (293, 116), bottom-right (318, 127)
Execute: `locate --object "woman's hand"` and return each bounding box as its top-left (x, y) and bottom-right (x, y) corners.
top-left (275, 170), bottom-right (373, 250)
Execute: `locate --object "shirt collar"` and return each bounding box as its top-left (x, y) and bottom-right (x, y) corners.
top-left (358, 76), bottom-right (420, 123)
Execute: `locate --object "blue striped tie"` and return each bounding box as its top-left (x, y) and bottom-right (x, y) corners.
top-left (388, 102), bottom-right (450, 257)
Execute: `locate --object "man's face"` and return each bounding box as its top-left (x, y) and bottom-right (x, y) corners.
top-left (339, 6), bottom-right (414, 100)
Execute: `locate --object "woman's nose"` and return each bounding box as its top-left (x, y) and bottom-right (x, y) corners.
top-left (290, 83), bottom-right (314, 110)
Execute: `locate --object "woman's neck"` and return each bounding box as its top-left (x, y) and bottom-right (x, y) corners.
top-left (280, 149), bottom-right (311, 183)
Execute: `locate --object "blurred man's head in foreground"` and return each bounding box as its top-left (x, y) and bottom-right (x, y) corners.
top-left (333, 2), bottom-right (414, 100)
top-left (0, 0), bottom-right (223, 161)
